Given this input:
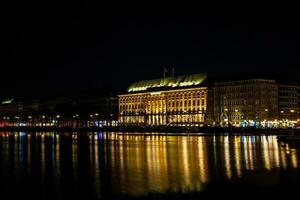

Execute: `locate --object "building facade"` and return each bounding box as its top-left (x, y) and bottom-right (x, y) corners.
top-left (213, 79), bottom-right (279, 128)
top-left (118, 73), bottom-right (208, 126)
top-left (0, 94), bottom-right (118, 127)
top-left (278, 84), bottom-right (300, 126)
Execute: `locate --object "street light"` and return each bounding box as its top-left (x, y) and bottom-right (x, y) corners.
top-left (265, 109), bottom-right (269, 128)
top-left (56, 115), bottom-right (61, 127)
top-left (224, 108), bottom-right (229, 127)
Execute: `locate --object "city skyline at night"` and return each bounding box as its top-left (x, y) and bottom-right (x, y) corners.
top-left (2, 2), bottom-right (300, 200)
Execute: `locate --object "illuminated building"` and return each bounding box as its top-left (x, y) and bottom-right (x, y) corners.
top-left (213, 79), bottom-right (279, 128)
top-left (118, 73), bottom-right (208, 126)
top-left (278, 84), bottom-right (300, 127)
top-left (0, 93), bottom-right (118, 127)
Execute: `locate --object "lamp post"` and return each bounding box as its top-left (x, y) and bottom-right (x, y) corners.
top-left (265, 108), bottom-right (269, 128)
top-left (234, 109), bottom-right (239, 127)
top-left (89, 114), bottom-right (94, 127)
top-left (95, 113), bottom-right (99, 127)
top-left (73, 114), bottom-right (79, 128)
top-left (280, 110), bottom-right (284, 128)
top-left (224, 108), bottom-right (229, 127)
top-left (290, 109), bottom-right (295, 127)
top-left (110, 113), bottom-right (114, 127)
top-left (56, 115), bottom-right (60, 127)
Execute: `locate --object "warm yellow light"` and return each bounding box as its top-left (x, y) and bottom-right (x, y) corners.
top-left (265, 109), bottom-right (269, 112)
top-left (56, 115), bottom-right (60, 118)
top-left (95, 113), bottom-right (99, 116)
top-left (290, 110), bottom-right (295, 113)
top-left (150, 92), bottom-right (162, 95)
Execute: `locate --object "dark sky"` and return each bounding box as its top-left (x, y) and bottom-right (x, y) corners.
top-left (1, 2), bottom-right (300, 98)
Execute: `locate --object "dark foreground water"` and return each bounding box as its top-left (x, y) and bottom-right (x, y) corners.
top-left (0, 132), bottom-right (300, 200)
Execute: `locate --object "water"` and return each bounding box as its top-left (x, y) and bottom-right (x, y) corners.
top-left (0, 132), bottom-right (299, 199)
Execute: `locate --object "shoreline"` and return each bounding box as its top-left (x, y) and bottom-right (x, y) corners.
top-left (0, 126), bottom-right (298, 135)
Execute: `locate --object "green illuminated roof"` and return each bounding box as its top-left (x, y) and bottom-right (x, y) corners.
top-left (2, 99), bottom-right (14, 104)
top-left (128, 73), bottom-right (207, 92)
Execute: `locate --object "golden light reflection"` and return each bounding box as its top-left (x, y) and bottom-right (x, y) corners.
top-left (262, 136), bottom-right (271, 170)
top-left (224, 135), bottom-right (232, 179)
top-left (234, 136), bottom-right (242, 177)
top-left (0, 133), bottom-right (299, 197)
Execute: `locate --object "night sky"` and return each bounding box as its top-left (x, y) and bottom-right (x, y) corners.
top-left (1, 2), bottom-right (300, 98)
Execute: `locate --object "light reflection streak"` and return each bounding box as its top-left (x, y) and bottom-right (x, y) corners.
top-left (262, 136), bottom-right (271, 170)
top-left (0, 133), bottom-right (299, 197)
top-left (224, 135), bottom-right (232, 179)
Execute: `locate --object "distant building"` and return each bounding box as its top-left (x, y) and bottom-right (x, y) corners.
top-left (213, 79), bottom-right (279, 128)
top-left (0, 93), bottom-right (118, 127)
top-left (278, 84), bottom-right (300, 126)
top-left (118, 73), bottom-right (208, 126)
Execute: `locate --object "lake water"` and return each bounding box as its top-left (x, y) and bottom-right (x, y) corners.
top-left (0, 132), bottom-right (299, 199)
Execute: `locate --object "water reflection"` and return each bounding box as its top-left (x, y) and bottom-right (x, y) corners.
top-left (0, 132), bottom-right (299, 199)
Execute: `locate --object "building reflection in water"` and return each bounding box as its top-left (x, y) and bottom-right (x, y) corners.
top-left (0, 132), bottom-right (299, 198)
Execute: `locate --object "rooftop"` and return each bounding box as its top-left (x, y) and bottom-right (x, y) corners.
top-left (127, 73), bottom-right (207, 92)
